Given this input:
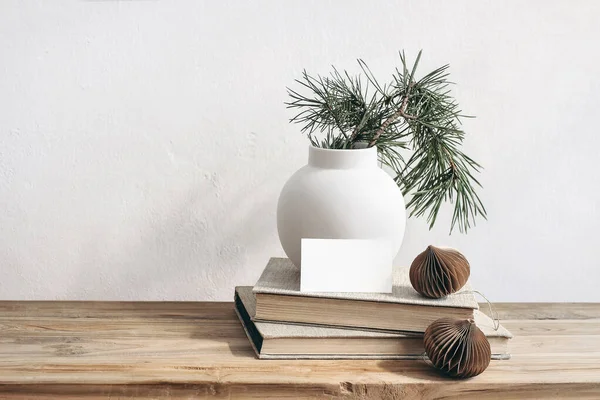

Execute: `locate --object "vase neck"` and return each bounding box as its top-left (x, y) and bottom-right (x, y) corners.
top-left (308, 146), bottom-right (378, 169)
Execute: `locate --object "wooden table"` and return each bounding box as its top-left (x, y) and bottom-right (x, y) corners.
top-left (0, 302), bottom-right (599, 399)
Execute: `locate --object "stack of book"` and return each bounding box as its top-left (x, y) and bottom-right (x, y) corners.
top-left (235, 258), bottom-right (512, 360)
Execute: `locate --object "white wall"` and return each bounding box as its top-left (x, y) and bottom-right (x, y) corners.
top-left (1, 0), bottom-right (599, 301)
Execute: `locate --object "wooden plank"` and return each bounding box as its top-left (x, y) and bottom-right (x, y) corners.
top-left (489, 303), bottom-right (600, 320)
top-left (1, 382), bottom-right (600, 400)
top-left (0, 301), bottom-right (232, 320)
top-left (502, 319), bottom-right (600, 336)
top-left (3, 317), bottom-right (599, 340)
top-left (0, 302), bottom-right (599, 398)
top-left (0, 359), bottom-right (599, 388)
top-left (0, 317), bottom-right (242, 338)
top-left (0, 324), bottom-right (598, 359)
top-left (1, 301), bottom-right (598, 320)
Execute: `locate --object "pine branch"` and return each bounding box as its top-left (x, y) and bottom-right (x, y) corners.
top-left (285, 51), bottom-right (487, 232)
top-left (369, 82), bottom-right (415, 147)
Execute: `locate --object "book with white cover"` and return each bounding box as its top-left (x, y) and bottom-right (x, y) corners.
top-left (252, 258), bottom-right (479, 332)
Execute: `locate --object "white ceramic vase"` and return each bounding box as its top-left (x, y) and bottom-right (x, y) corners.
top-left (277, 146), bottom-right (406, 267)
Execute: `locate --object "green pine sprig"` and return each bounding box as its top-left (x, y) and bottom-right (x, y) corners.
top-left (285, 51), bottom-right (487, 233)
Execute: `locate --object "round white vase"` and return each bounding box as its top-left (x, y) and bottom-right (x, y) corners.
top-left (277, 145), bottom-right (406, 267)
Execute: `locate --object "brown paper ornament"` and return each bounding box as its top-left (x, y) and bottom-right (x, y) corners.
top-left (424, 317), bottom-right (491, 379)
top-left (409, 245), bottom-right (470, 298)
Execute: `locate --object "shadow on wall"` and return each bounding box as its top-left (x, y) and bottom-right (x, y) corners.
top-left (68, 144), bottom-right (280, 301)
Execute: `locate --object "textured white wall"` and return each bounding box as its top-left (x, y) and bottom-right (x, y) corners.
top-left (1, 1), bottom-right (599, 301)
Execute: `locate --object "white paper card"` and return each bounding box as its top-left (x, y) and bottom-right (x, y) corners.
top-left (300, 238), bottom-right (393, 293)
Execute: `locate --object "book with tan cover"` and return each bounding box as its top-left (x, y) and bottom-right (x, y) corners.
top-left (236, 286), bottom-right (512, 360)
top-left (252, 258), bottom-right (479, 332)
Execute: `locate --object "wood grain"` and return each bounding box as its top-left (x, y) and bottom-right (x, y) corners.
top-left (0, 301), bottom-right (599, 399)
top-left (489, 303), bottom-right (600, 320)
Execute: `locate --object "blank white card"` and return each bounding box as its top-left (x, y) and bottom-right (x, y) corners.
top-left (300, 238), bottom-right (393, 293)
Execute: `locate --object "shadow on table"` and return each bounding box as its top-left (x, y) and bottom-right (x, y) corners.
top-left (188, 305), bottom-right (258, 358)
top-left (377, 359), bottom-right (450, 380)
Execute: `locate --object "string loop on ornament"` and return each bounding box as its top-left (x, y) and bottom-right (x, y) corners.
top-left (419, 351), bottom-right (432, 366)
top-left (459, 290), bottom-right (500, 331)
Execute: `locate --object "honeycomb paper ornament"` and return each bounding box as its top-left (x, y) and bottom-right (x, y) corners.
top-left (409, 245), bottom-right (470, 298)
top-left (424, 317), bottom-right (491, 379)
